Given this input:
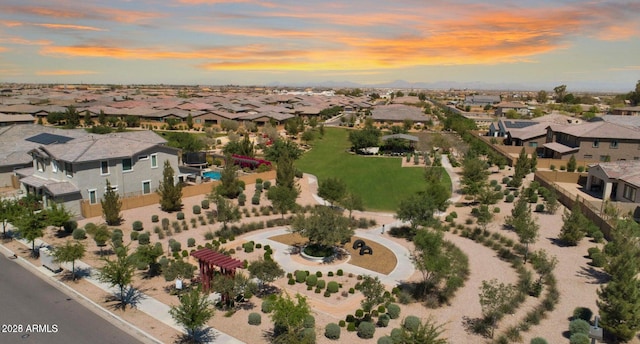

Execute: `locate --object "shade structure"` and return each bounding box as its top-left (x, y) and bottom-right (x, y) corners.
top-left (191, 248), bottom-right (244, 292)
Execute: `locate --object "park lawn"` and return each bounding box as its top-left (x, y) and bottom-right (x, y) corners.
top-left (296, 127), bottom-right (449, 212)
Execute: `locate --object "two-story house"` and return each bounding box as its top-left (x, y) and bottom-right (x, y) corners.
top-left (542, 121), bottom-right (640, 161)
top-left (18, 130), bottom-right (182, 216)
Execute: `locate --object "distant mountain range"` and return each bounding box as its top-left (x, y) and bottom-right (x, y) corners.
top-left (266, 79), bottom-right (629, 93)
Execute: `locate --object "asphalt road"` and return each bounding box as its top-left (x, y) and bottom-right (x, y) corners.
top-left (0, 254), bottom-right (144, 344)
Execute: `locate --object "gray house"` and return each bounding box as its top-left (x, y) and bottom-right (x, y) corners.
top-left (17, 131), bottom-right (181, 216)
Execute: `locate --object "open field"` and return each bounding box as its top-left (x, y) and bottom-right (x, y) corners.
top-left (296, 127), bottom-right (450, 211)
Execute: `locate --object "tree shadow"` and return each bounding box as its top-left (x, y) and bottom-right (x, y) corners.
top-left (174, 327), bottom-right (216, 344)
top-left (59, 266), bottom-right (92, 281)
top-left (106, 286), bottom-right (146, 310)
top-left (54, 230), bottom-right (72, 238)
top-left (546, 237), bottom-right (566, 247)
top-left (461, 316), bottom-right (491, 338)
top-left (576, 266), bottom-right (610, 284)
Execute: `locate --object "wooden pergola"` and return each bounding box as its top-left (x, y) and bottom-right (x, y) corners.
top-left (191, 248), bottom-right (244, 292)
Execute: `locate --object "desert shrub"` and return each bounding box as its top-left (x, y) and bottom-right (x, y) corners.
top-left (306, 275), bottom-right (318, 287)
top-left (63, 220), bottom-right (78, 234)
top-left (130, 231), bottom-right (139, 241)
top-left (328, 271), bottom-right (334, 277)
top-left (337, 269), bottom-right (343, 276)
top-left (187, 238), bottom-right (196, 247)
top-left (387, 303), bottom-right (401, 319)
top-left (131, 220), bottom-right (142, 231)
top-left (324, 290), bottom-right (331, 297)
top-left (317, 280), bottom-right (326, 289)
top-left (325, 323), bottom-right (341, 340)
top-left (403, 315), bottom-right (420, 332)
top-left (550, 164), bottom-right (556, 171)
top-left (573, 307), bottom-right (593, 322)
top-left (288, 278), bottom-right (295, 285)
top-left (72, 228), bottom-right (86, 240)
top-left (535, 204), bottom-right (545, 212)
top-left (530, 337), bottom-right (548, 344)
top-left (151, 215), bottom-right (159, 222)
top-left (570, 333), bottom-right (590, 344)
top-left (338, 320), bottom-right (346, 327)
top-left (192, 205), bottom-right (201, 215)
top-left (296, 270), bottom-right (307, 283)
top-left (243, 242), bottom-right (254, 253)
top-left (252, 195), bottom-right (260, 205)
top-left (569, 319), bottom-right (590, 335)
top-left (162, 218), bottom-right (170, 230)
top-left (355, 309), bottom-right (364, 318)
top-left (238, 193), bottom-right (246, 206)
top-left (390, 328), bottom-right (402, 342)
top-left (505, 194), bottom-right (515, 203)
top-left (529, 194), bottom-right (539, 203)
top-left (377, 336), bottom-right (393, 344)
top-left (357, 321), bottom-right (375, 339)
top-left (177, 212), bottom-right (185, 220)
top-left (327, 281), bottom-right (339, 293)
top-left (377, 313), bottom-right (390, 327)
top-left (138, 232), bottom-right (150, 245)
top-left (303, 315), bottom-right (315, 328)
top-left (201, 199), bottom-right (210, 209)
top-left (170, 240), bottom-right (181, 252)
top-left (261, 299), bottom-right (274, 313)
top-left (248, 312), bottom-right (261, 325)
top-left (590, 252), bottom-right (606, 267)
top-left (347, 322), bottom-right (356, 332)
top-left (577, 166), bottom-right (585, 172)
top-left (315, 271), bottom-right (322, 277)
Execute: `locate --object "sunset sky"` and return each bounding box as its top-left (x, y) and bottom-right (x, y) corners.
top-left (1, 0), bottom-right (639, 90)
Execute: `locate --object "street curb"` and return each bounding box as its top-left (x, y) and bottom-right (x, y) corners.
top-left (0, 242), bottom-right (163, 344)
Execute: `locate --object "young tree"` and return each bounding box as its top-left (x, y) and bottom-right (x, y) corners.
top-left (511, 148), bottom-right (530, 188)
top-left (359, 275), bottom-right (387, 313)
top-left (135, 242), bottom-right (164, 277)
top-left (597, 220), bottom-right (640, 342)
top-left (475, 205), bottom-right (493, 231)
top-left (460, 156), bottom-right (489, 201)
top-left (505, 191), bottom-right (528, 229)
top-left (45, 202), bottom-right (72, 232)
top-left (317, 177), bottom-right (347, 207)
top-left (536, 90), bottom-right (548, 104)
top-left (88, 223), bottom-right (111, 256)
top-left (170, 287), bottom-right (214, 342)
top-left (83, 110), bottom-right (93, 127)
top-left (98, 245), bottom-right (135, 309)
top-left (558, 202), bottom-right (588, 246)
top-left (396, 192), bottom-right (440, 230)
top-left (248, 258), bottom-right (285, 293)
top-left (531, 249), bottom-right (558, 284)
top-left (275, 153), bottom-right (297, 192)
top-left (411, 229), bottom-right (451, 296)
top-left (52, 240), bottom-right (86, 280)
top-left (339, 191), bottom-right (364, 222)
top-left (101, 179), bottom-right (122, 226)
top-left (543, 188), bottom-right (560, 215)
top-left (157, 160), bottom-right (183, 212)
top-left (216, 155), bottom-right (242, 199)
top-left (14, 210), bottom-right (47, 256)
top-left (270, 293), bottom-right (312, 343)
top-left (0, 198), bottom-right (20, 239)
top-left (263, 139), bottom-right (303, 161)
top-left (209, 193), bottom-right (240, 230)
top-left (513, 205), bottom-right (539, 263)
top-left (186, 113), bottom-right (194, 130)
top-left (291, 206), bottom-right (352, 248)
top-left (567, 154), bottom-right (577, 172)
top-left (267, 185), bottom-right (299, 218)
top-left (479, 279), bottom-right (517, 338)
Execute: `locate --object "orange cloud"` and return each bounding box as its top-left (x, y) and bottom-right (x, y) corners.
top-left (0, 37), bottom-right (51, 45)
top-left (36, 70), bottom-right (99, 76)
top-left (0, 20), bottom-right (23, 27)
top-left (34, 23), bottom-right (106, 31)
top-left (4, 5), bottom-right (165, 24)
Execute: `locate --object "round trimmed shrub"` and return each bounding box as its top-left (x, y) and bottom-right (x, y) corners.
top-left (132, 220), bottom-right (143, 231)
top-left (377, 313), bottom-right (390, 327)
top-left (339, 320), bottom-right (345, 327)
top-left (303, 315), bottom-right (315, 328)
top-left (316, 271), bottom-right (322, 277)
top-left (72, 228), bottom-right (86, 240)
top-left (63, 220), bottom-right (78, 234)
top-left (347, 322), bottom-right (356, 332)
top-left (377, 336), bottom-right (393, 344)
top-left (570, 333), bottom-right (590, 344)
top-left (387, 303), bottom-right (401, 319)
top-left (151, 215), bottom-right (159, 222)
top-left (263, 180), bottom-right (271, 189)
top-left (569, 319), bottom-right (590, 335)
top-left (238, 193), bottom-right (246, 206)
top-left (390, 328), bottom-right (402, 342)
top-left (306, 275), bottom-right (318, 287)
top-left (130, 231), bottom-right (139, 241)
top-left (573, 307), bottom-right (593, 322)
top-left (530, 338), bottom-right (548, 344)
top-left (295, 270), bottom-right (307, 283)
top-left (177, 212), bottom-right (185, 220)
top-left (192, 205), bottom-right (201, 215)
top-left (535, 204), bottom-right (545, 212)
top-left (248, 312), bottom-right (261, 325)
top-left (261, 299), bottom-right (274, 313)
top-left (355, 309), bottom-right (364, 318)
top-left (505, 194), bottom-right (515, 203)
top-left (317, 280), bottom-right (326, 289)
top-left (337, 269), bottom-right (343, 276)
top-left (324, 290), bottom-right (331, 297)
top-left (327, 281), bottom-right (339, 293)
top-left (590, 252), bottom-right (606, 267)
top-left (288, 278), bottom-right (295, 285)
top-left (201, 199), bottom-right (210, 209)
top-left (403, 315), bottom-right (420, 332)
top-left (325, 323), bottom-right (340, 340)
top-left (187, 238), bottom-right (196, 247)
top-left (302, 328), bottom-right (315, 344)
top-left (138, 232), bottom-right (150, 245)
top-left (357, 321), bottom-right (375, 339)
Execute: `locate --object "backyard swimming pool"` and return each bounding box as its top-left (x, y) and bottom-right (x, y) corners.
top-left (202, 171), bottom-right (221, 180)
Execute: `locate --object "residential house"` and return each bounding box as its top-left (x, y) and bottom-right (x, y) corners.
top-left (370, 104), bottom-right (430, 124)
top-left (494, 102), bottom-right (529, 117)
top-left (586, 160), bottom-right (640, 203)
top-left (464, 95), bottom-right (501, 106)
top-left (611, 106), bottom-right (640, 116)
top-left (17, 130), bottom-right (182, 216)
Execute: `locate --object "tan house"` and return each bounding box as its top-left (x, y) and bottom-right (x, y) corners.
top-left (586, 160), bottom-right (640, 203)
top-left (611, 106), bottom-right (640, 116)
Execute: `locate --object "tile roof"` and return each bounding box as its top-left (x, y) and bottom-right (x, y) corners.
top-left (371, 104), bottom-right (428, 122)
top-left (543, 142), bottom-right (579, 154)
top-left (553, 121), bottom-right (640, 139)
top-left (590, 160), bottom-right (640, 187)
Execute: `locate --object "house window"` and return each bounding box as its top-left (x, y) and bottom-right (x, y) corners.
top-left (122, 158), bottom-right (133, 172)
top-left (593, 139), bottom-right (599, 148)
top-left (142, 180), bottom-right (151, 195)
top-left (151, 154), bottom-right (158, 168)
top-left (36, 159), bottom-right (44, 172)
top-left (65, 162), bottom-right (73, 177)
top-left (600, 155), bottom-right (610, 162)
top-left (528, 142), bottom-right (538, 148)
top-left (138, 155), bottom-right (149, 161)
top-left (195, 119), bottom-right (201, 124)
top-left (51, 160), bottom-right (58, 173)
top-left (610, 140), bottom-right (618, 149)
top-left (583, 154), bottom-right (592, 159)
top-left (88, 189), bottom-right (97, 204)
top-left (623, 184), bottom-right (636, 201)
top-left (100, 161), bottom-right (109, 175)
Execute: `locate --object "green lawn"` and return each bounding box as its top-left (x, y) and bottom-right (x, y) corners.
top-left (296, 128), bottom-right (449, 212)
